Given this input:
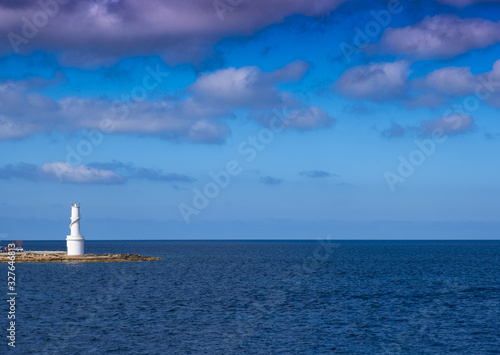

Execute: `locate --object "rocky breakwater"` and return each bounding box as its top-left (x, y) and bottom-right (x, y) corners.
top-left (0, 252), bottom-right (161, 263)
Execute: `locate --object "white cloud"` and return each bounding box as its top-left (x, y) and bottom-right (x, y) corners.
top-left (189, 61), bottom-right (309, 108)
top-left (0, 161), bottom-right (123, 184)
top-left (41, 162), bottom-right (124, 184)
top-left (0, 74), bottom-right (234, 143)
top-left (409, 59), bottom-right (500, 108)
top-left (382, 114), bottom-right (476, 138)
top-left (420, 114), bottom-right (475, 136)
top-left (377, 15), bottom-right (500, 59)
top-left (0, 61), bottom-right (332, 141)
top-left (435, 0), bottom-right (500, 7)
top-left (0, 0), bottom-right (348, 66)
top-left (0, 161), bottom-right (196, 184)
top-left (251, 106), bottom-right (335, 131)
top-left (281, 106), bottom-right (334, 129)
top-left (414, 67), bottom-right (477, 96)
top-left (335, 61), bottom-right (410, 102)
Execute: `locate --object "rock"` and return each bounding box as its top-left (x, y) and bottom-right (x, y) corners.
top-left (0, 252), bottom-right (161, 263)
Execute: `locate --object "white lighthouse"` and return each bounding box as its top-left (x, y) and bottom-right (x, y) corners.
top-left (66, 202), bottom-right (85, 256)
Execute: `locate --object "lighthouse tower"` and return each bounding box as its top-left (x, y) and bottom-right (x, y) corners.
top-left (66, 202), bottom-right (85, 255)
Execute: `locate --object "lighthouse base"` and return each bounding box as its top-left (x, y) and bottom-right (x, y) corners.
top-left (66, 236), bottom-right (85, 256)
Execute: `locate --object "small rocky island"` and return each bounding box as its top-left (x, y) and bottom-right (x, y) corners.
top-left (0, 251), bottom-right (161, 263)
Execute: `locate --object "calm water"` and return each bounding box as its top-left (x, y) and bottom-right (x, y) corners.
top-left (2, 240), bottom-right (499, 354)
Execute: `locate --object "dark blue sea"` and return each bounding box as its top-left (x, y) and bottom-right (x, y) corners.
top-left (2, 240), bottom-right (499, 354)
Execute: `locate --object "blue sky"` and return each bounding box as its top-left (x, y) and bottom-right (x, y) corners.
top-left (0, 0), bottom-right (499, 240)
